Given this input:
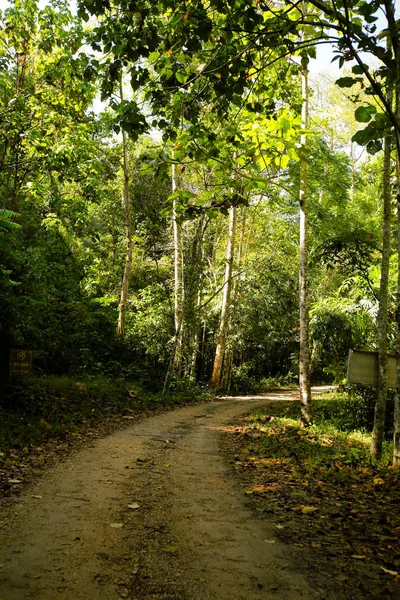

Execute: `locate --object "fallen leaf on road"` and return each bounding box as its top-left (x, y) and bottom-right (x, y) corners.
top-left (373, 477), bottom-right (385, 487)
top-left (300, 506), bottom-right (318, 514)
top-left (162, 546), bottom-right (178, 553)
top-left (254, 485), bottom-right (278, 493)
top-left (292, 505), bottom-right (318, 514)
top-left (380, 566), bottom-right (398, 576)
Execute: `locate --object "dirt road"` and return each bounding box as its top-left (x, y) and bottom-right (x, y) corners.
top-left (0, 391), bottom-right (322, 600)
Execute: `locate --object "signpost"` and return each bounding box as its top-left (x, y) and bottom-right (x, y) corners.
top-left (347, 349), bottom-right (396, 388)
top-left (9, 349), bottom-right (33, 378)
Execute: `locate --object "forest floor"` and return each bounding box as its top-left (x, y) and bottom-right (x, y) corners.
top-left (0, 388), bottom-right (399, 600)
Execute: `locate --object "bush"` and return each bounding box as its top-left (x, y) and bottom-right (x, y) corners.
top-left (0, 376), bottom-right (153, 450)
top-left (314, 384), bottom-right (394, 435)
top-left (231, 362), bottom-right (260, 394)
top-left (0, 374), bottom-right (209, 451)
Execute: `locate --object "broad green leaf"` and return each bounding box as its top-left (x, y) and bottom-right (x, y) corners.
top-left (335, 77), bottom-right (358, 88)
top-left (176, 71), bottom-right (188, 84)
top-left (281, 154), bottom-right (290, 169)
top-left (354, 105), bottom-right (377, 123)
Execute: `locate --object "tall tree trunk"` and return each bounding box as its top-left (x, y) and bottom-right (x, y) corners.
top-left (391, 0), bottom-right (400, 465)
top-left (299, 63), bottom-right (312, 426)
top-left (371, 77), bottom-right (393, 460)
top-left (199, 320), bottom-right (207, 380)
top-left (222, 207), bottom-right (247, 392)
top-left (221, 347), bottom-right (232, 392)
top-left (117, 81), bottom-right (133, 339)
top-left (211, 205), bottom-right (237, 392)
top-left (183, 215), bottom-right (208, 378)
top-left (163, 160), bottom-right (184, 394)
top-left (172, 161), bottom-right (184, 374)
top-left (190, 299), bottom-right (201, 378)
top-left (394, 155), bottom-right (400, 465)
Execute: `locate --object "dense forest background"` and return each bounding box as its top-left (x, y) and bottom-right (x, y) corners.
top-left (1, 0), bottom-right (400, 460)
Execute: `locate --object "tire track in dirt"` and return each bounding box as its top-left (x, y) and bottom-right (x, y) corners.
top-left (0, 392), bottom-right (322, 599)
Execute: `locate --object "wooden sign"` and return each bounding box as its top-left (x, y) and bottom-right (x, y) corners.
top-left (10, 349), bottom-right (33, 377)
top-left (347, 349), bottom-right (396, 388)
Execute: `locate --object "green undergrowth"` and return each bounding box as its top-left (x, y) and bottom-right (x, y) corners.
top-left (231, 369), bottom-right (298, 394)
top-left (232, 391), bottom-right (400, 599)
top-left (0, 375), bottom-right (208, 451)
top-left (246, 390), bottom-right (393, 475)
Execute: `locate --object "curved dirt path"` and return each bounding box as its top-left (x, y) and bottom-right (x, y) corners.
top-left (0, 390), bottom-right (325, 600)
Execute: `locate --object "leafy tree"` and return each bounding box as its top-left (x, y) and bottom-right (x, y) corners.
top-left (0, 0), bottom-right (119, 374)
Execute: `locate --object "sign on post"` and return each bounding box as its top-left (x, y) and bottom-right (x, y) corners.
top-left (10, 349), bottom-right (33, 378)
top-left (347, 349), bottom-right (396, 388)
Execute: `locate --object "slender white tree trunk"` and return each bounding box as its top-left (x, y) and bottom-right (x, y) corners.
top-left (211, 205), bottom-right (237, 392)
top-left (117, 81), bottom-right (133, 339)
top-left (371, 75), bottom-right (392, 460)
top-left (163, 160), bottom-right (184, 394)
top-left (222, 207), bottom-right (247, 391)
top-left (172, 161), bottom-right (184, 374)
top-left (190, 289), bottom-right (201, 378)
top-left (299, 63), bottom-right (312, 426)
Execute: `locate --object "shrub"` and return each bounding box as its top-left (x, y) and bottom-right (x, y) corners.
top-left (314, 384), bottom-right (394, 435)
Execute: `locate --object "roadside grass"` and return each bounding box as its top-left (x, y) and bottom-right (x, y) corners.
top-left (0, 375), bottom-right (208, 452)
top-left (246, 399), bottom-right (393, 476)
top-left (226, 389), bottom-right (400, 598)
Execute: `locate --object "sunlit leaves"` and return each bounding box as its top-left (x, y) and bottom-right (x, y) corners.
top-left (241, 109), bottom-right (301, 168)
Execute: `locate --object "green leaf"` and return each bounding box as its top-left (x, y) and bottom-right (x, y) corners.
top-left (352, 65), bottom-right (365, 75)
top-left (366, 140), bottom-right (382, 154)
top-left (176, 72), bottom-right (188, 84)
top-left (352, 127), bottom-right (376, 148)
top-left (335, 77), bottom-right (358, 88)
top-left (254, 180), bottom-right (267, 190)
top-left (354, 105), bottom-right (377, 123)
top-left (161, 205), bottom-right (173, 217)
top-left (148, 51), bottom-right (160, 62)
top-left (77, 8), bottom-right (89, 22)
top-left (281, 154), bottom-right (289, 169)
